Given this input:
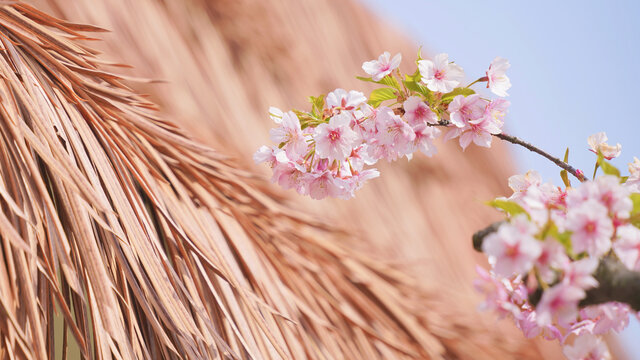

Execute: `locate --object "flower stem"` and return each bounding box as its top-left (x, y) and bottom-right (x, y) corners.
top-left (493, 133), bottom-right (587, 182)
top-left (465, 77), bottom-right (486, 88)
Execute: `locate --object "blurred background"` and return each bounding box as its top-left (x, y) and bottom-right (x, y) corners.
top-left (36, 0), bottom-right (639, 357)
top-left (363, 0), bottom-right (640, 353)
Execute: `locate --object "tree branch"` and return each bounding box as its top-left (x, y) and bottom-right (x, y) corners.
top-left (580, 256), bottom-right (640, 311)
top-left (492, 133), bottom-right (586, 182)
top-left (426, 117), bottom-right (586, 182)
top-left (472, 221), bottom-right (504, 252)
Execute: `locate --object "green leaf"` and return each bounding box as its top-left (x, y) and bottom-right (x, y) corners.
top-left (630, 193), bottom-right (640, 215)
top-left (356, 75), bottom-right (400, 90)
top-left (381, 76), bottom-right (401, 89)
top-left (563, 147), bottom-right (570, 163)
top-left (560, 170), bottom-right (570, 188)
top-left (544, 222), bottom-right (573, 254)
top-left (600, 162), bottom-right (620, 177)
top-left (441, 87), bottom-right (475, 103)
top-left (292, 109), bottom-right (321, 129)
top-left (627, 194), bottom-right (640, 228)
top-left (402, 70), bottom-right (433, 101)
top-left (629, 215), bottom-right (640, 228)
top-left (367, 88), bottom-right (397, 107)
top-left (554, 231), bottom-right (573, 254)
top-left (407, 69), bottom-right (421, 82)
top-left (308, 95), bottom-right (325, 116)
top-left (403, 79), bottom-right (432, 100)
top-left (596, 153), bottom-right (620, 177)
top-left (486, 199), bottom-right (530, 219)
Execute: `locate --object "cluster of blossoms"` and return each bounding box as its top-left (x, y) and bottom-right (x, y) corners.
top-left (257, 49), bottom-right (640, 359)
top-left (476, 133), bottom-right (640, 359)
top-left (255, 51), bottom-right (511, 199)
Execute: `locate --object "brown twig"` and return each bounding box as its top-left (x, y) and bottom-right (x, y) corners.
top-left (427, 119), bottom-right (587, 182)
top-left (493, 133), bottom-right (587, 182)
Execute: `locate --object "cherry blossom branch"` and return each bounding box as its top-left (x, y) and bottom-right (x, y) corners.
top-left (260, 50), bottom-right (634, 356)
top-left (493, 133), bottom-right (587, 182)
top-left (428, 120), bottom-right (586, 182)
top-left (472, 224), bottom-right (640, 311)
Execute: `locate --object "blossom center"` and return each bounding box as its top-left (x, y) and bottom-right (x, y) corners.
top-left (328, 129), bottom-right (341, 142)
top-left (600, 192), bottom-right (613, 208)
top-left (505, 244), bottom-right (519, 258)
top-left (584, 221), bottom-right (597, 234)
top-left (434, 70), bottom-right (445, 80)
top-left (414, 106), bottom-right (426, 118)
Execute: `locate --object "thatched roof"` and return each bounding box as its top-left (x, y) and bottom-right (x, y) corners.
top-left (0, 1), bottom-right (563, 359)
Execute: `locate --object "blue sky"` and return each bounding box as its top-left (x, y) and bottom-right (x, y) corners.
top-left (362, 0), bottom-right (640, 353)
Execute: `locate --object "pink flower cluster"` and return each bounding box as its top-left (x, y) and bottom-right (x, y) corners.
top-left (257, 48), bottom-right (640, 358)
top-left (254, 88), bottom-right (441, 199)
top-left (478, 149), bottom-right (640, 357)
top-left (256, 52), bottom-right (511, 199)
top-left (445, 94), bottom-right (509, 149)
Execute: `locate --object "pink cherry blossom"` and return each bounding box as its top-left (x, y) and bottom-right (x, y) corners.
top-left (314, 113), bottom-right (360, 162)
top-left (630, 157), bottom-right (640, 176)
top-left (508, 170), bottom-right (543, 201)
top-left (510, 182), bottom-right (565, 227)
top-left (269, 111), bottom-right (308, 158)
top-left (403, 96), bottom-right (437, 125)
top-left (581, 303), bottom-right (630, 334)
top-left (486, 57), bottom-right (512, 97)
top-left (336, 169), bottom-right (380, 199)
top-left (482, 215), bottom-right (542, 277)
top-left (346, 144), bottom-right (376, 173)
top-left (326, 88), bottom-right (367, 110)
top-left (536, 238), bottom-right (570, 283)
top-left (366, 141), bottom-right (403, 162)
top-left (473, 267), bottom-right (521, 318)
top-left (484, 98), bottom-right (510, 128)
top-left (565, 200), bottom-right (613, 257)
top-left (448, 94), bottom-right (485, 127)
top-left (562, 334), bottom-right (611, 360)
top-left (623, 157), bottom-right (640, 192)
top-left (362, 51), bottom-right (401, 81)
top-left (588, 132), bottom-right (621, 160)
top-left (375, 107), bottom-right (415, 151)
top-left (613, 224), bottom-right (640, 271)
top-left (351, 104), bottom-right (377, 141)
top-left (536, 259), bottom-right (599, 328)
top-left (253, 145), bottom-right (276, 165)
top-left (268, 106), bottom-right (284, 123)
top-left (408, 124), bottom-right (440, 157)
top-left (418, 53), bottom-right (464, 93)
top-left (271, 152), bottom-right (308, 194)
top-left (596, 176), bottom-right (632, 218)
top-left (459, 116), bottom-right (503, 149)
top-left (567, 317), bottom-right (597, 339)
top-left (536, 283), bottom-right (585, 327)
top-left (307, 171), bottom-right (340, 200)
top-left (566, 176), bottom-right (632, 221)
top-left (515, 310), bottom-right (562, 340)
top-left (563, 258), bottom-right (599, 291)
